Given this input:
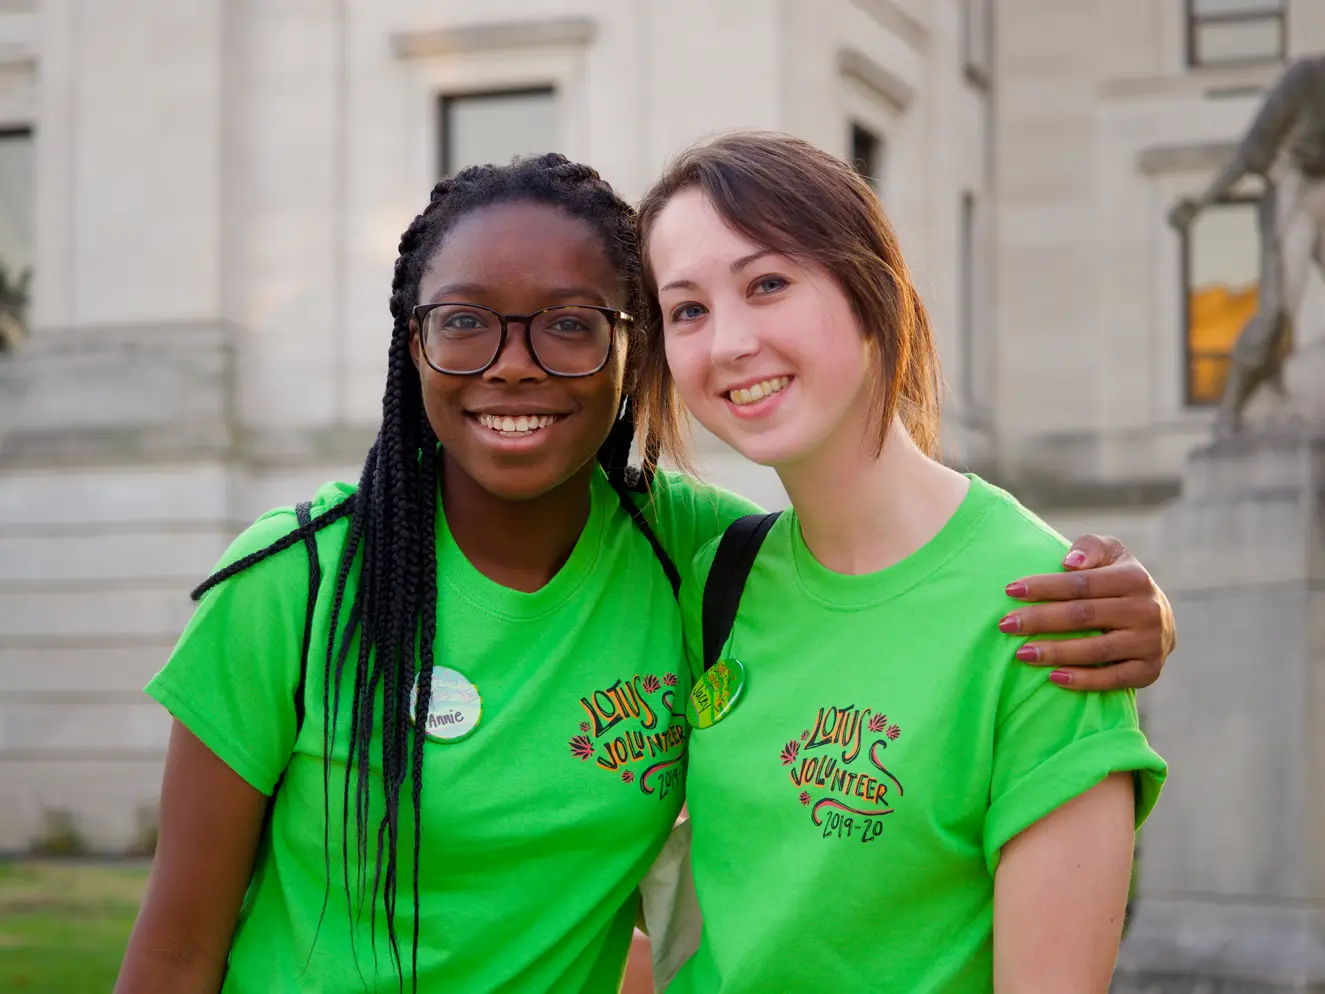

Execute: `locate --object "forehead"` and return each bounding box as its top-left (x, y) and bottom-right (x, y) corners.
top-left (420, 199), bottom-right (622, 304)
top-left (648, 189), bottom-right (764, 285)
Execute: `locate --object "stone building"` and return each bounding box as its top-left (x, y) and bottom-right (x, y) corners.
top-left (0, 0), bottom-right (1313, 852)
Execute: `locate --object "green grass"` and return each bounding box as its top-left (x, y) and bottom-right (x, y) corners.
top-left (0, 861), bottom-right (148, 993)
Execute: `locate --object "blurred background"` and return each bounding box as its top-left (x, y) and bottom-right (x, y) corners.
top-left (1, 0), bottom-right (1322, 991)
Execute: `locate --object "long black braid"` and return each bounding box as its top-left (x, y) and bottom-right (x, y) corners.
top-left (189, 154), bottom-right (671, 988)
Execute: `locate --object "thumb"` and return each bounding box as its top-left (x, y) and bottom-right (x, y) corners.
top-left (1063, 534), bottom-right (1128, 570)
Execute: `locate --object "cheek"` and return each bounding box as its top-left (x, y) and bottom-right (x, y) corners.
top-left (663, 335), bottom-right (711, 407)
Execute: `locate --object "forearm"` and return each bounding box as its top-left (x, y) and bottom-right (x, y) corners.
top-left (993, 774), bottom-right (1136, 993)
top-left (114, 916), bottom-right (230, 994)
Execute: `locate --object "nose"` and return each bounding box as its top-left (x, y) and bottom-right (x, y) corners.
top-left (483, 320), bottom-right (545, 384)
top-left (707, 307), bottom-right (760, 367)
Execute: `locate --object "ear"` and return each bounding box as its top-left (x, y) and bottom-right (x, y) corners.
top-left (408, 318), bottom-right (422, 371)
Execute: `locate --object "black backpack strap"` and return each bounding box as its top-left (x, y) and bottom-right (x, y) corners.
top-left (292, 501), bottom-right (320, 737)
top-left (701, 512), bottom-right (781, 672)
top-left (261, 501), bottom-right (321, 825)
top-left (610, 477), bottom-right (681, 599)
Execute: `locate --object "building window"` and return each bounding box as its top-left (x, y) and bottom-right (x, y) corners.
top-left (961, 0), bottom-right (992, 85)
top-left (959, 192), bottom-right (978, 406)
top-left (1182, 198), bottom-right (1260, 406)
top-left (849, 123), bottom-right (884, 195)
top-left (0, 128), bottom-right (32, 353)
top-left (1187, 0), bottom-right (1285, 68)
top-left (439, 88), bottom-right (558, 177)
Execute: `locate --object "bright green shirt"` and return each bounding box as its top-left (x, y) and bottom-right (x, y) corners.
top-left (673, 476), bottom-right (1166, 993)
top-left (145, 466), bottom-right (758, 993)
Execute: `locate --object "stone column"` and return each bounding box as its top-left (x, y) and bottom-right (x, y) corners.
top-left (1114, 421), bottom-right (1325, 992)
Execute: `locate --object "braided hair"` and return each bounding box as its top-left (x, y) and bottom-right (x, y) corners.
top-left (189, 154), bottom-right (665, 987)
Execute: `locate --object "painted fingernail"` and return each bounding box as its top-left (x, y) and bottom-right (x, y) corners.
top-left (1016, 645), bottom-right (1041, 662)
top-left (998, 615), bottom-right (1021, 634)
top-left (1049, 670), bottom-right (1072, 686)
top-left (1064, 550), bottom-right (1087, 568)
top-left (1005, 582), bottom-right (1028, 598)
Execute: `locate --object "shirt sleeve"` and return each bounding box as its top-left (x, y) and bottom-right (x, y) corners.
top-left (636, 471), bottom-right (764, 588)
top-left (982, 663), bottom-right (1167, 876)
top-left (144, 508), bottom-right (311, 795)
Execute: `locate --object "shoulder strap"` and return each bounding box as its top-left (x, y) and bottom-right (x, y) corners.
top-left (701, 512), bottom-right (781, 672)
top-left (292, 500), bottom-right (320, 737)
top-left (609, 478), bottom-right (681, 599)
top-left (261, 501), bottom-right (321, 825)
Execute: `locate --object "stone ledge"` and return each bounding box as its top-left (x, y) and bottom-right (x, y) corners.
top-left (390, 16), bottom-right (597, 59)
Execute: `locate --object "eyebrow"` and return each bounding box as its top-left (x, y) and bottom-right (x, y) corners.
top-left (657, 249), bottom-right (777, 295)
top-left (427, 284), bottom-right (611, 306)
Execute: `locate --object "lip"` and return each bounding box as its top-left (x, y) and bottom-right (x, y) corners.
top-left (466, 404), bottom-right (571, 417)
top-left (721, 375), bottom-right (793, 420)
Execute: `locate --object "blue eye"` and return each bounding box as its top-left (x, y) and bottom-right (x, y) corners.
top-left (671, 303), bottom-right (707, 323)
top-left (753, 276), bottom-right (788, 295)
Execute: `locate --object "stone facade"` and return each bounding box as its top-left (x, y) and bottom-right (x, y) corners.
top-left (0, 0), bottom-right (1318, 860)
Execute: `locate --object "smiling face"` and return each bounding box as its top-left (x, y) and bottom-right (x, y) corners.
top-left (409, 200), bottom-right (628, 501)
top-left (648, 188), bottom-right (874, 468)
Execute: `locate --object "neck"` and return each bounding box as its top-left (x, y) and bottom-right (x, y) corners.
top-left (775, 419), bottom-right (969, 576)
top-left (440, 454), bottom-right (597, 592)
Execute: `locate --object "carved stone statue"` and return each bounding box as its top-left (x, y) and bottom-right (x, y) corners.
top-left (1168, 55), bottom-right (1325, 436)
top-left (0, 258), bottom-right (29, 352)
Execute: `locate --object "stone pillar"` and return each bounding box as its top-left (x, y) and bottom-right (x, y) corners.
top-left (1113, 426), bottom-right (1325, 992)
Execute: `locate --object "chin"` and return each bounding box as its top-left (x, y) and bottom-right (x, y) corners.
top-left (716, 426), bottom-right (813, 469)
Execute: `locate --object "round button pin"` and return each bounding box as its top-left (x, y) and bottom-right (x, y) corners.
top-left (410, 667), bottom-right (482, 743)
top-left (686, 657), bottom-right (747, 730)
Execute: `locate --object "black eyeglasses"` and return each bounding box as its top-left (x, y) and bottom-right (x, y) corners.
top-left (412, 302), bottom-right (632, 377)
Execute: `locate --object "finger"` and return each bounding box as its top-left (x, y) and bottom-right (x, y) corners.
top-left (999, 594), bottom-right (1161, 636)
top-left (1061, 534), bottom-right (1119, 570)
top-left (1045, 659), bottom-right (1161, 693)
top-left (1004, 562), bottom-right (1153, 603)
top-left (1014, 630), bottom-right (1152, 669)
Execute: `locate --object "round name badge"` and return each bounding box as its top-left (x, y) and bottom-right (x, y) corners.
top-left (410, 667), bottom-right (482, 743)
top-left (686, 657), bottom-right (747, 730)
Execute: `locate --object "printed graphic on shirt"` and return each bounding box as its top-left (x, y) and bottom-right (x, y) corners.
top-left (569, 672), bottom-right (686, 802)
top-left (780, 703), bottom-right (905, 842)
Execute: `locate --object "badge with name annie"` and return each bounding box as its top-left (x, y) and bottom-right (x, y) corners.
top-left (686, 657), bottom-right (746, 730)
top-left (410, 667), bottom-right (482, 743)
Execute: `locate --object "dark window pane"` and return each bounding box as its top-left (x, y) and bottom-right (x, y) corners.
top-left (440, 90), bottom-right (557, 177)
top-left (850, 123), bottom-right (883, 195)
top-left (1194, 18), bottom-right (1283, 63)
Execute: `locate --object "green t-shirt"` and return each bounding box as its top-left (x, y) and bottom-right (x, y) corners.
top-left (145, 466), bottom-right (758, 993)
top-left (672, 476), bottom-right (1166, 994)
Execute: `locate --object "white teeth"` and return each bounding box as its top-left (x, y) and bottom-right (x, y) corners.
top-left (476, 413), bottom-right (559, 436)
top-left (728, 377), bottom-right (790, 406)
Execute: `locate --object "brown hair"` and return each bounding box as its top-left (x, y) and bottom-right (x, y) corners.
top-left (633, 130), bottom-right (942, 470)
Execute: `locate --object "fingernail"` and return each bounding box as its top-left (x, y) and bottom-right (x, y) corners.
top-left (1016, 645), bottom-right (1040, 662)
top-left (1005, 582), bottom-right (1028, 598)
top-left (1049, 670), bottom-right (1072, 686)
top-left (1064, 550), bottom-right (1086, 568)
top-left (998, 615), bottom-right (1021, 634)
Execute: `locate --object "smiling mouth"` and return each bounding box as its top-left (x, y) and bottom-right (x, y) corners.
top-left (473, 413), bottom-right (563, 437)
top-left (726, 376), bottom-right (791, 406)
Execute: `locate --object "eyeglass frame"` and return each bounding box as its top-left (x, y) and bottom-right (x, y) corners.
top-left (411, 301), bottom-right (633, 378)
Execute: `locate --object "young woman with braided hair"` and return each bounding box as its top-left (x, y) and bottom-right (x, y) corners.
top-left (116, 153), bottom-right (1173, 994)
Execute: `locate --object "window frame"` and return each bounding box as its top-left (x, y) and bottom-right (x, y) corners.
top-left (437, 86), bottom-right (557, 178)
top-left (1179, 193), bottom-right (1261, 407)
top-left (1185, 0), bottom-right (1286, 69)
